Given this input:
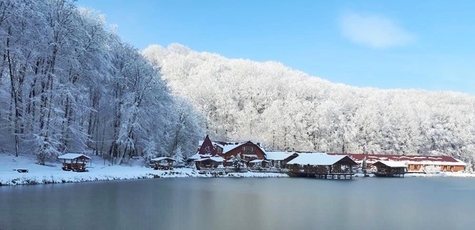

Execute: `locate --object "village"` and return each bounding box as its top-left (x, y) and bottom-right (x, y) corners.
top-left (56, 135), bottom-right (469, 180)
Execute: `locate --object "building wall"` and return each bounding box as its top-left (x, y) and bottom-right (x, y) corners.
top-left (222, 142), bottom-right (266, 160)
top-left (221, 142), bottom-right (266, 168)
top-left (407, 164), bottom-right (465, 172)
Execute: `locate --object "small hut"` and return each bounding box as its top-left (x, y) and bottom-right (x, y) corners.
top-left (195, 157), bottom-right (224, 170)
top-left (287, 153), bottom-right (357, 179)
top-left (58, 153), bottom-right (90, 172)
top-left (373, 161), bottom-right (407, 177)
top-left (150, 157), bottom-right (176, 170)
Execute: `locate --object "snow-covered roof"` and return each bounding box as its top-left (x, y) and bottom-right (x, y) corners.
top-left (265, 152), bottom-right (296, 161)
top-left (214, 141), bottom-right (266, 155)
top-left (220, 143), bottom-right (243, 153)
top-left (194, 157), bottom-right (224, 163)
top-left (188, 153), bottom-right (201, 160)
top-left (249, 159), bottom-right (270, 163)
top-left (287, 153), bottom-right (354, 166)
top-left (58, 153), bottom-right (90, 160)
top-left (374, 161), bottom-right (408, 168)
top-left (151, 157), bottom-right (175, 162)
top-left (332, 153), bottom-right (467, 166)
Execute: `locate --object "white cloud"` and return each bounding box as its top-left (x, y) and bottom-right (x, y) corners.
top-left (339, 12), bottom-right (416, 49)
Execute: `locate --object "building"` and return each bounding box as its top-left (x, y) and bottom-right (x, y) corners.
top-left (372, 161), bottom-right (407, 177)
top-left (329, 153), bottom-right (467, 173)
top-left (191, 136), bottom-right (268, 169)
top-left (150, 157), bottom-right (175, 170)
top-left (217, 141), bottom-right (267, 167)
top-left (287, 153), bottom-right (357, 179)
top-left (189, 135), bottom-right (225, 169)
top-left (58, 153), bottom-right (90, 172)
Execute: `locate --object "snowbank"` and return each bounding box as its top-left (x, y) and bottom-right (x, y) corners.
top-left (2, 154), bottom-right (474, 186)
top-left (353, 172), bottom-right (475, 178)
top-left (0, 154), bottom-right (288, 186)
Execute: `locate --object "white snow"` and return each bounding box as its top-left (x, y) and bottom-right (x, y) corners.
top-left (1, 154), bottom-right (474, 186)
top-left (265, 152), bottom-right (296, 161)
top-left (1, 154), bottom-right (287, 186)
top-left (194, 156), bottom-right (224, 162)
top-left (287, 152), bottom-right (350, 166)
top-left (249, 159), bottom-right (270, 163)
top-left (150, 157), bottom-right (175, 162)
top-left (58, 153), bottom-right (91, 160)
top-left (375, 160), bottom-right (408, 168)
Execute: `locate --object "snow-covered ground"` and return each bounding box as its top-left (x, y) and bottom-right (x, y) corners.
top-left (353, 172), bottom-right (475, 178)
top-left (0, 154), bottom-right (288, 186)
top-left (2, 154), bottom-right (474, 186)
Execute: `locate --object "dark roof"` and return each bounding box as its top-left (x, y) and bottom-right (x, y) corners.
top-left (329, 153), bottom-right (462, 163)
top-left (198, 135), bottom-right (218, 156)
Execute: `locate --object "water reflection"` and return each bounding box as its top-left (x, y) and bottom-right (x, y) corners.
top-left (1, 177), bottom-right (475, 230)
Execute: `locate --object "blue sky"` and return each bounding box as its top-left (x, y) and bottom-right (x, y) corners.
top-left (77, 0), bottom-right (475, 95)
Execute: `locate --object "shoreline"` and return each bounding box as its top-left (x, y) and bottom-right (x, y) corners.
top-left (0, 168), bottom-right (289, 186)
top-left (3, 169), bottom-right (475, 187)
top-left (1, 154), bottom-right (474, 187)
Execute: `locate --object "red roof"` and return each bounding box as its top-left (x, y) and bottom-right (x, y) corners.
top-left (328, 153), bottom-right (461, 163)
top-left (198, 135), bottom-right (218, 156)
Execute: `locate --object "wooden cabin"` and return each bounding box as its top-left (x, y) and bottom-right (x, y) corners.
top-left (150, 157), bottom-right (175, 170)
top-left (219, 141), bottom-right (267, 167)
top-left (287, 153), bottom-right (357, 179)
top-left (189, 135), bottom-right (226, 170)
top-left (197, 135), bottom-right (218, 156)
top-left (194, 136), bottom-right (267, 169)
top-left (329, 153), bottom-right (467, 173)
top-left (373, 161), bottom-right (407, 177)
top-left (195, 157), bottom-right (224, 170)
top-left (58, 153), bottom-right (90, 172)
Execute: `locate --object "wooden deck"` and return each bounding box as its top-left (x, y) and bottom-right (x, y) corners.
top-left (374, 172), bottom-right (405, 178)
top-left (288, 172), bottom-right (354, 180)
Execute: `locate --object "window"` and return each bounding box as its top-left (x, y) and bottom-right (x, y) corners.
top-left (242, 146), bottom-right (255, 155)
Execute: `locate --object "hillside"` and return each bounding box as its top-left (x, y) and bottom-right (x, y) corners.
top-left (0, 0), bottom-right (204, 163)
top-left (142, 44), bottom-right (475, 165)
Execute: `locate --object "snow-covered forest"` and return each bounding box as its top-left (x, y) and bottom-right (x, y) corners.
top-left (2, 0), bottom-right (474, 168)
top-left (0, 0), bottom-right (204, 164)
top-left (143, 44), bottom-right (475, 165)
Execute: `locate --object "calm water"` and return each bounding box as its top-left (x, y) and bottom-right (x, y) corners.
top-left (1, 177), bottom-right (475, 230)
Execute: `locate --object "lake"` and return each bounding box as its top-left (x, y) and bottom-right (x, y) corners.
top-left (1, 177), bottom-right (474, 230)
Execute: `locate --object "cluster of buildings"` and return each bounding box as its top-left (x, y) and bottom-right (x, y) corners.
top-left (162, 135), bottom-right (467, 178)
top-left (58, 135), bottom-right (468, 178)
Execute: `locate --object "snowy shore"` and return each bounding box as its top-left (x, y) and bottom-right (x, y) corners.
top-left (0, 154), bottom-right (287, 186)
top-left (1, 154), bottom-right (474, 186)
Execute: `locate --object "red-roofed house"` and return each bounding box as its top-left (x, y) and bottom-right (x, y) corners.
top-left (329, 153), bottom-right (466, 173)
top-left (189, 135), bottom-right (225, 169)
top-left (219, 141), bottom-right (267, 167)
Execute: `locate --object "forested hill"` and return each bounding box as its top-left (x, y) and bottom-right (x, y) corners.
top-left (142, 44), bottom-right (475, 164)
top-left (0, 0), bottom-right (204, 164)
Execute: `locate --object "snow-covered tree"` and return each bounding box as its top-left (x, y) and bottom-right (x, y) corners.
top-left (143, 43), bottom-right (475, 164)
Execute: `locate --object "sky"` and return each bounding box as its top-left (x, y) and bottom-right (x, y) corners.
top-left (76, 0), bottom-right (475, 95)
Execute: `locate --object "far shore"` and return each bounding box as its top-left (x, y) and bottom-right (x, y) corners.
top-left (1, 154), bottom-right (474, 187)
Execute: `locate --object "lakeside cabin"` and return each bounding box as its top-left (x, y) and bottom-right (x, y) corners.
top-left (58, 153), bottom-right (90, 172)
top-left (373, 161), bottom-right (407, 177)
top-left (150, 157), bottom-right (175, 170)
top-left (287, 153), bottom-right (357, 179)
top-left (329, 153), bottom-right (467, 173)
top-left (194, 157), bottom-right (224, 170)
top-left (217, 141), bottom-right (267, 167)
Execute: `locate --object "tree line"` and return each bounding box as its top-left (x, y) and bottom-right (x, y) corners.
top-left (0, 0), bottom-right (204, 164)
top-left (143, 44), bottom-right (475, 167)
